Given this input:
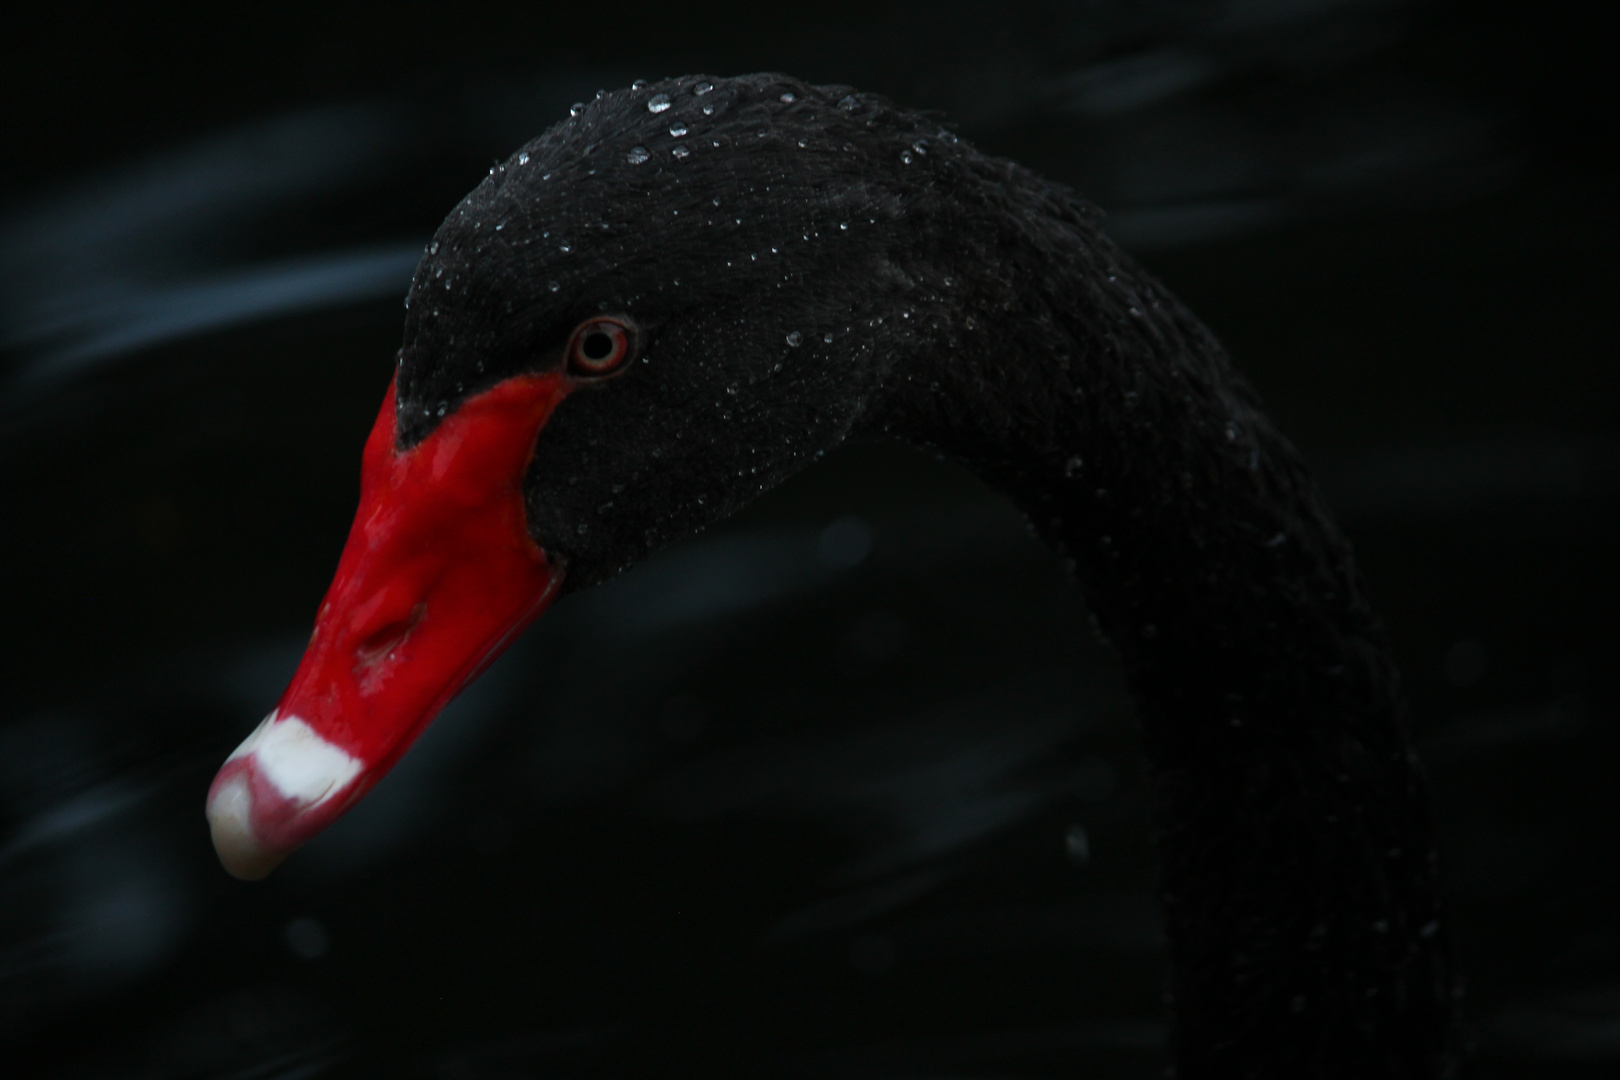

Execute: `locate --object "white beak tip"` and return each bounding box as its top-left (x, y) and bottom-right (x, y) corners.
top-left (206, 771), bottom-right (290, 881)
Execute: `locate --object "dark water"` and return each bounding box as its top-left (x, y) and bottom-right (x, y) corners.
top-left (2, 2), bottom-right (1614, 1076)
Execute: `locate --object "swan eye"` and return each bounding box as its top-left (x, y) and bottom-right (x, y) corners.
top-left (566, 316), bottom-right (634, 377)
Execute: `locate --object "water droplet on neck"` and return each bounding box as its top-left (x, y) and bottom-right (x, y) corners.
top-left (823, 332), bottom-right (834, 343)
top-left (559, 242), bottom-right (572, 253)
top-left (838, 95), bottom-right (858, 111)
top-left (1065, 456), bottom-right (1083, 478)
top-left (702, 103), bottom-right (715, 115)
top-left (627, 145), bottom-right (651, 164)
top-left (900, 151), bottom-right (913, 164)
top-left (669, 121), bottom-right (688, 136)
top-left (780, 92), bottom-right (796, 103)
top-left (786, 331), bottom-right (803, 347)
top-left (632, 79), bottom-right (648, 90)
top-left (694, 81), bottom-right (713, 95)
top-left (913, 139), bottom-right (929, 155)
top-left (570, 103), bottom-right (584, 117)
top-left (671, 145), bottom-right (690, 159)
top-left (517, 151), bottom-right (529, 165)
top-left (647, 93), bottom-right (672, 113)
top-left (548, 281), bottom-right (560, 292)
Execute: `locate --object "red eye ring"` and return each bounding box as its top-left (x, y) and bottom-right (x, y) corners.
top-left (566, 316), bottom-right (634, 377)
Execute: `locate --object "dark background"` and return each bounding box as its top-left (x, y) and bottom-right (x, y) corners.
top-left (1, 1), bottom-right (1615, 1076)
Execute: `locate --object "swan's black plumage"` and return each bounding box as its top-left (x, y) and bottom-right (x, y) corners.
top-left (398, 74), bottom-right (1459, 1078)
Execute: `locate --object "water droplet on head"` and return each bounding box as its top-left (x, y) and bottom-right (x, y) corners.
top-left (632, 79), bottom-right (648, 90)
top-left (576, 523), bottom-right (589, 535)
top-left (429, 241), bottom-right (440, 254)
top-left (694, 81), bottom-right (713, 95)
top-left (838, 95), bottom-right (858, 111)
top-left (570, 103), bottom-right (584, 118)
top-left (517, 151), bottom-right (529, 165)
top-left (1065, 456), bottom-right (1083, 478)
top-left (839, 221), bottom-right (849, 231)
top-left (548, 280), bottom-right (560, 292)
top-left (786, 331), bottom-right (803, 347)
top-left (670, 121), bottom-right (688, 137)
top-left (559, 242), bottom-right (572, 253)
top-left (702, 103), bottom-right (715, 116)
top-left (647, 93), bottom-right (671, 113)
top-left (823, 332), bottom-right (834, 343)
top-left (672, 145), bottom-right (690, 159)
top-left (913, 139), bottom-right (929, 155)
top-left (780, 92), bottom-right (796, 103)
top-left (900, 151), bottom-right (913, 165)
top-left (627, 145), bottom-right (651, 164)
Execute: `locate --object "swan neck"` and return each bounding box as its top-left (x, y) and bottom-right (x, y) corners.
top-left (867, 204), bottom-right (1461, 1074)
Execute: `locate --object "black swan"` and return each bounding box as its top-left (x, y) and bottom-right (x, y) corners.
top-left (205, 74), bottom-right (1459, 1077)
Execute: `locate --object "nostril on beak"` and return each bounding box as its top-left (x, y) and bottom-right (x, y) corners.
top-left (355, 603), bottom-right (426, 666)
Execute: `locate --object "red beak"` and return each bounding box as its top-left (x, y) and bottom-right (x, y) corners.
top-left (206, 372), bottom-right (571, 879)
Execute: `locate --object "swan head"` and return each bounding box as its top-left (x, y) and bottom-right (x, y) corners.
top-left (397, 72), bottom-right (979, 588)
top-left (207, 74), bottom-right (975, 878)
